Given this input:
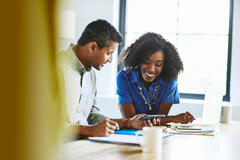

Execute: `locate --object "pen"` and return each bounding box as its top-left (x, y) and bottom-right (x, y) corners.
top-left (163, 124), bottom-right (171, 128)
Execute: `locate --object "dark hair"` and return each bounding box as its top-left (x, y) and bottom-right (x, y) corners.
top-left (77, 19), bottom-right (122, 49)
top-left (119, 32), bottom-right (183, 82)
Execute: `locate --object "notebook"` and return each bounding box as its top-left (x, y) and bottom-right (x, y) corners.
top-left (114, 129), bottom-right (141, 135)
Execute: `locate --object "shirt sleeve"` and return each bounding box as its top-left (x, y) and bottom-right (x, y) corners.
top-left (116, 71), bottom-right (133, 104)
top-left (160, 80), bottom-right (180, 104)
top-left (87, 79), bottom-right (107, 125)
top-left (87, 105), bottom-right (107, 125)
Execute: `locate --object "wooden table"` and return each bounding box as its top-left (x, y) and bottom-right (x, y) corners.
top-left (61, 122), bottom-right (240, 160)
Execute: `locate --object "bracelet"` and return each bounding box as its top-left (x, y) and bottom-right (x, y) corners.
top-left (159, 118), bottom-right (161, 126)
top-left (126, 120), bottom-right (129, 129)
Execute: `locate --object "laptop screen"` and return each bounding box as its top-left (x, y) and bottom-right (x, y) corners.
top-left (201, 86), bottom-right (223, 123)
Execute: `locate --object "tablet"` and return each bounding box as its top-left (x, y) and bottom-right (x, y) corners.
top-left (139, 114), bottom-right (165, 120)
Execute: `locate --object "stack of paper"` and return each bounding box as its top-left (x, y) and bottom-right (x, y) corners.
top-left (174, 126), bottom-right (214, 133)
top-left (169, 125), bottom-right (215, 136)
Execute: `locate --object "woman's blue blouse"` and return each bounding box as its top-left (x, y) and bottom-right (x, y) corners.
top-left (117, 69), bottom-right (180, 114)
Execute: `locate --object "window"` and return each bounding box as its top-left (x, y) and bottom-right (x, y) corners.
top-left (119, 0), bottom-right (233, 101)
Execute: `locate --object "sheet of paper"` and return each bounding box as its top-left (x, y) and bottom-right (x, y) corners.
top-left (88, 133), bottom-right (172, 145)
top-left (174, 126), bottom-right (214, 133)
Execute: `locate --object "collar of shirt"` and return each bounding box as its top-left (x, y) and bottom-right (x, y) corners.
top-left (130, 68), bottom-right (165, 86)
top-left (66, 44), bottom-right (92, 74)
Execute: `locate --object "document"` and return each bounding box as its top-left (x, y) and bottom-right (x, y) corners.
top-left (88, 129), bottom-right (172, 145)
top-left (89, 134), bottom-right (142, 145)
top-left (168, 125), bottom-right (215, 136)
top-left (174, 126), bottom-right (214, 133)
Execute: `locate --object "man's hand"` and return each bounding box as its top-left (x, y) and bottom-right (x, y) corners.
top-left (89, 119), bottom-right (119, 137)
top-left (172, 112), bottom-right (195, 124)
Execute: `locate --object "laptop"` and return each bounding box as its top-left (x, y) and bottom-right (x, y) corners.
top-left (171, 86), bottom-right (224, 127)
top-left (201, 86), bottom-right (223, 123)
top-left (192, 85), bottom-right (224, 125)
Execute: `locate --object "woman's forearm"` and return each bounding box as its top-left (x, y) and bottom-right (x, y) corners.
top-left (160, 116), bottom-right (176, 125)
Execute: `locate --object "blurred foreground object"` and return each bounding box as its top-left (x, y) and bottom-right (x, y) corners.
top-left (0, 0), bottom-right (66, 160)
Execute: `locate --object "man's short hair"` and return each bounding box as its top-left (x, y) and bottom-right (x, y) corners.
top-left (77, 19), bottom-right (122, 49)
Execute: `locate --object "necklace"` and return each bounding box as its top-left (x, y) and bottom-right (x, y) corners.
top-left (137, 84), bottom-right (160, 111)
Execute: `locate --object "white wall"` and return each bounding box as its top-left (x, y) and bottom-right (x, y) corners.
top-left (57, 0), bottom-right (77, 52)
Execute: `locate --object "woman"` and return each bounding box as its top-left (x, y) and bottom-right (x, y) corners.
top-left (117, 32), bottom-right (195, 126)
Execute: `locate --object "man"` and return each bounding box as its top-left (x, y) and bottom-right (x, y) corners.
top-left (58, 19), bottom-right (147, 137)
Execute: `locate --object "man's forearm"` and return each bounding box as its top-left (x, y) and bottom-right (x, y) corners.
top-left (69, 125), bottom-right (93, 137)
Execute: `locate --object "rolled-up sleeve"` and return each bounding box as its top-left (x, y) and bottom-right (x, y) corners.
top-left (87, 105), bottom-right (107, 125)
top-left (160, 80), bottom-right (180, 104)
top-left (117, 71), bottom-right (133, 104)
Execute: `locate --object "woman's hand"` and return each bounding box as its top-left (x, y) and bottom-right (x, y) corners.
top-left (128, 114), bottom-right (155, 129)
top-left (144, 118), bottom-right (160, 126)
top-left (172, 112), bottom-right (195, 124)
